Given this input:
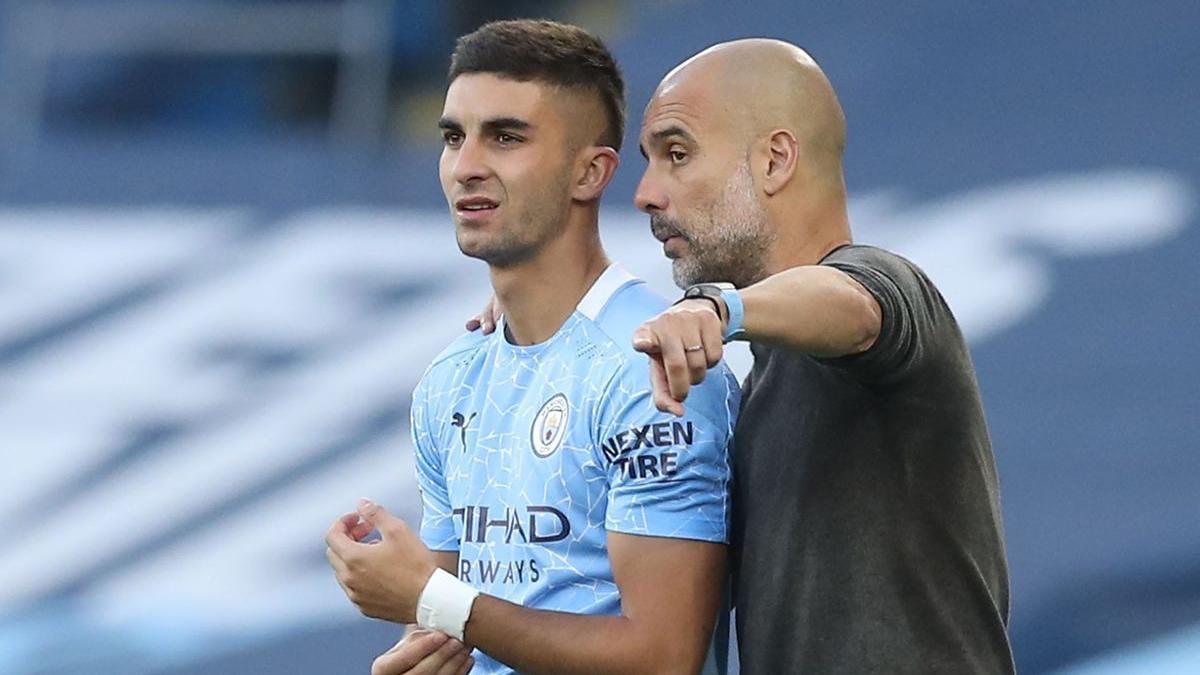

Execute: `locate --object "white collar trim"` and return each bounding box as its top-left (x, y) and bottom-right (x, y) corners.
top-left (576, 263), bottom-right (639, 321)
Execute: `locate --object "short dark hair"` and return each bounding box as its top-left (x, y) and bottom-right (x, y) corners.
top-left (448, 19), bottom-right (626, 150)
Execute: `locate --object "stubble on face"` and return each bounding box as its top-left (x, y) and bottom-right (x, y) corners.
top-left (442, 76), bottom-right (580, 269)
top-left (463, 164), bottom-right (573, 268)
top-left (653, 160), bottom-right (773, 288)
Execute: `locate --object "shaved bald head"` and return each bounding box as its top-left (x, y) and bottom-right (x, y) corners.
top-left (636, 39), bottom-right (853, 286)
top-left (657, 39), bottom-right (846, 171)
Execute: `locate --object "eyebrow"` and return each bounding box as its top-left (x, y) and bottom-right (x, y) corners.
top-left (437, 116), bottom-right (533, 134)
top-left (639, 125), bottom-right (697, 159)
top-left (481, 117), bottom-right (532, 134)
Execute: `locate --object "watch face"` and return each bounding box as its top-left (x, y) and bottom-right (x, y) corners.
top-left (689, 282), bottom-right (731, 295)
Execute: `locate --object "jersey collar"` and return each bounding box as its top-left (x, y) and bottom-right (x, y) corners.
top-left (576, 263), bottom-right (639, 321)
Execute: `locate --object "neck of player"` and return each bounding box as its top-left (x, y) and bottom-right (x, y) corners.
top-left (491, 224), bottom-right (610, 346)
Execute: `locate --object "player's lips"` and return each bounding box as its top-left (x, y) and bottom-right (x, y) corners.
top-left (454, 196), bottom-right (500, 222)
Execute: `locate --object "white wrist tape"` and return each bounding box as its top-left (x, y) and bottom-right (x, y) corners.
top-left (415, 568), bottom-right (479, 641)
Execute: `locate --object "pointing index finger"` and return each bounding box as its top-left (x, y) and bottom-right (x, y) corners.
top-left (649, 355), bottom-right (685, 416)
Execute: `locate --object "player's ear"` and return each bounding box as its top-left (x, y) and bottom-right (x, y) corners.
top-left (759, 129), bottom-right (799, 196)
top-left (571, 145), bottom-right (620, 202)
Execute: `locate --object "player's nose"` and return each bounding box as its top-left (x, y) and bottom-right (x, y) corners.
top-left (451, 137), bottom-right (491, 184)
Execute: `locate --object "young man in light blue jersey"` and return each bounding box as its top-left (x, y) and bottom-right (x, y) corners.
top-left (325, 20), bottom-right (739, 675)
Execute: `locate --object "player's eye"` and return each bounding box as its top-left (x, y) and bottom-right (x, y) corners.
top-left (442, 131), bottom-right (464, 146)
top-left (496, 132), bottom-right (522, 145)
top-left (668, 148), bottom-right (688, 164)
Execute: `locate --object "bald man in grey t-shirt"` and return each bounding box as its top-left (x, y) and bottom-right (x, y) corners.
top-left (630, 39), bottom-right (1014, 674)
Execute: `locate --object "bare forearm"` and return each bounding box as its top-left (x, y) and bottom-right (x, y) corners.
top-left (739, 265), bottom-right (880, 357)
top-left (466, 595), bottom-right (702, 675)
top-left (433, 551), bottom-right (459, 575)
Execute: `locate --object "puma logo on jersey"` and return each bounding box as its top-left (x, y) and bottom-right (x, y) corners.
top-left (451, 412), bottom-right (477, 450)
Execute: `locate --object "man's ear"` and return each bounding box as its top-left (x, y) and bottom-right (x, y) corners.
top-left (759, 129), bottom-right (799, 196)
top-left (571, 146), bottom-right (620, 202)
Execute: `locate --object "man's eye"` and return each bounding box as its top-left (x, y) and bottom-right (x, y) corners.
top-left (443, 132), bottom-right (463, 146)
top-left (669, 150), bottom-right (687, 164)
top-left (497, 133), bottom-right (520, 145)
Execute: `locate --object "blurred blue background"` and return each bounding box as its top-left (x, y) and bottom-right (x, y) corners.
top-left (1, 1), bottom-right (1197, 673)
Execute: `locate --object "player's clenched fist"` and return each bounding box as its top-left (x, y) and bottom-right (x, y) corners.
top-left (632, 299), bottom-right (725, 415)
top-left (372, 628), bottom-right (474, 675)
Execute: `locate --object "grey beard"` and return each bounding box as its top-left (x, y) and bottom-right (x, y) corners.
top-left (671, 241), bottom-right (770, 289)
top-left (669, 165), bottom-right (773, 288)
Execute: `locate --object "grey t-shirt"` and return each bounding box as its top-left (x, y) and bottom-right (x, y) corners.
top-left (730, 245), bottom-right (1014, 674)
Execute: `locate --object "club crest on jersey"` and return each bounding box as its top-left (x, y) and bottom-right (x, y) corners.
top-left (531, 393), bottom-right (569, 458)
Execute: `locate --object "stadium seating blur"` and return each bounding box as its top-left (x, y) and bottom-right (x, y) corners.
top-left (1, 1), bottom-right (1197, 673)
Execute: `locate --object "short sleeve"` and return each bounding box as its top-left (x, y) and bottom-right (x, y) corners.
top-left (819, 246), bottom-right (951, 382)
top-left (594, 360), bottom-right (738, 543)
top-left (411, 376), bottom-right (459, 551)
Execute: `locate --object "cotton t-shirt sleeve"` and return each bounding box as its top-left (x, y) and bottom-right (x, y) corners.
top-left (593, 360), bottom-right (738, 543)
top-left (820, 245), bottom-right (953, 382)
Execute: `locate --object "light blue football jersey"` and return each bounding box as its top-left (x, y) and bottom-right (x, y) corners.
top-left (410, 264), bottom-right (740, 675)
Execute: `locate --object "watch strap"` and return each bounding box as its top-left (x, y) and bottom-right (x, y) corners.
top-left (720, 287), bottom-right (745, 342)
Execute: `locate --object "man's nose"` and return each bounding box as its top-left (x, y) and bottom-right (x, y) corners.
top-left (634, 171), bottom-right (668, 213)
top-left (452, 137), bottom-right (490, 184)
